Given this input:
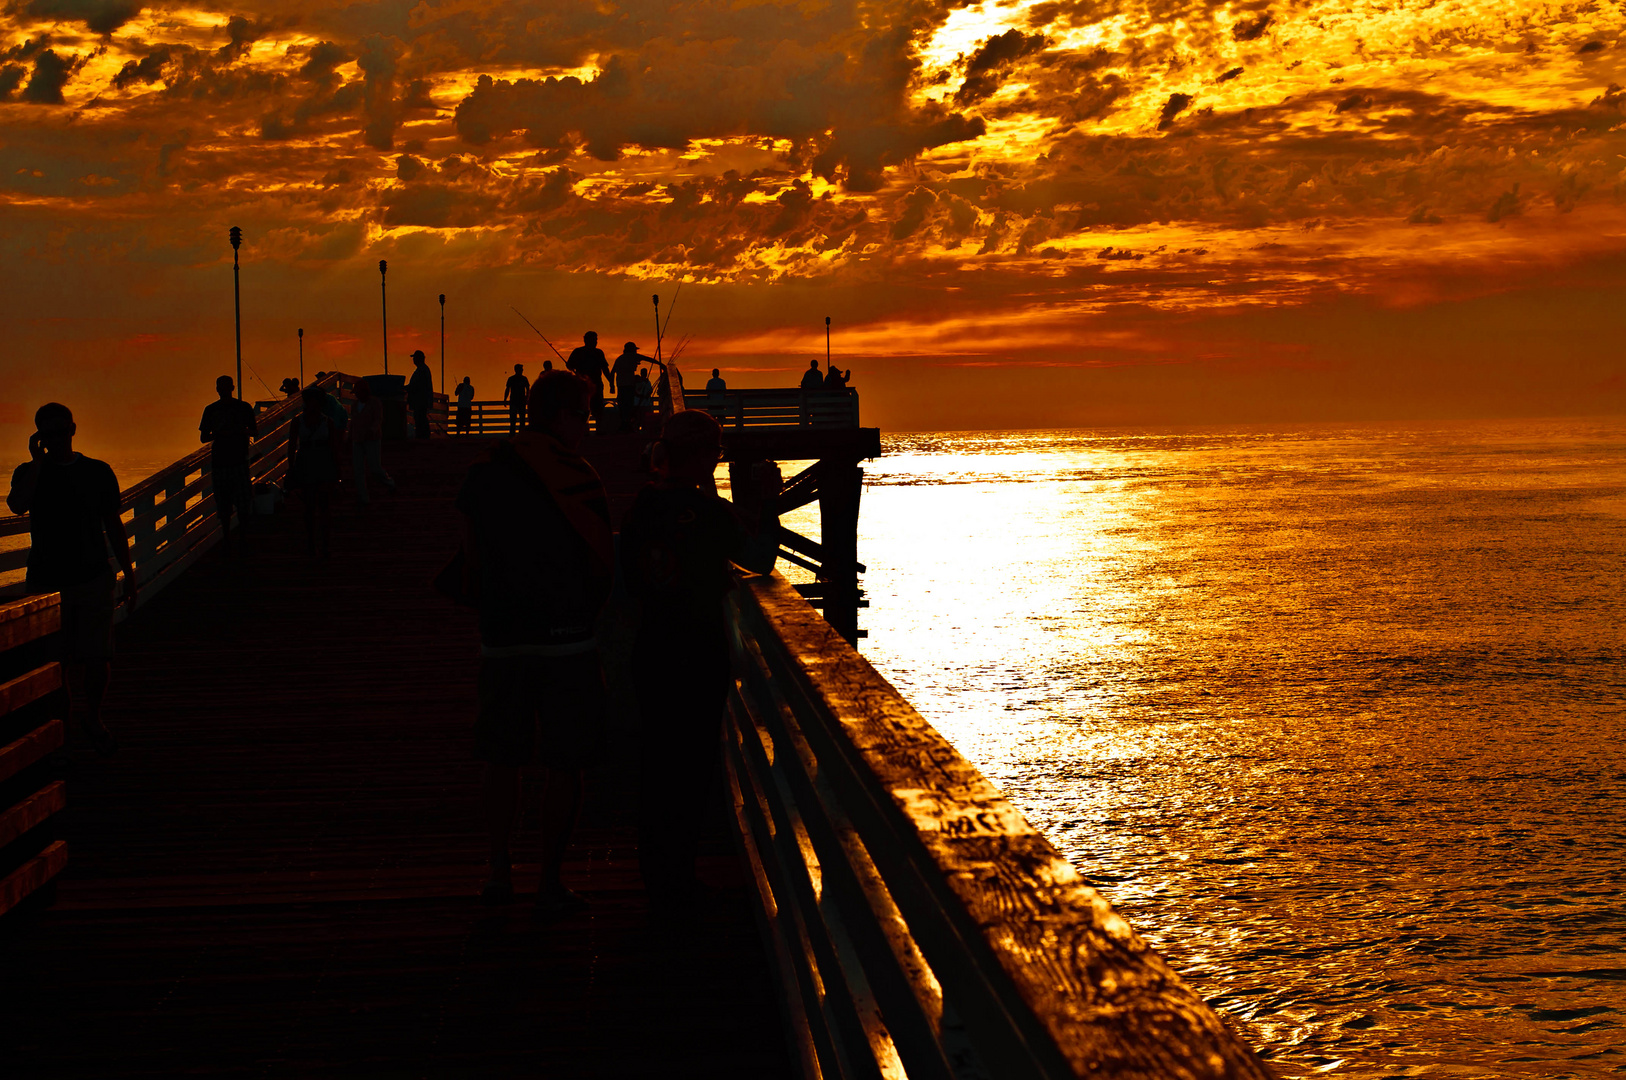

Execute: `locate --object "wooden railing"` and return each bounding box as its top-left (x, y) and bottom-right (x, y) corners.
top-left (0, 595), bottom-right (67, 918)
top-left (432, 387), bottom-right (860, 436)
top-left (725, 572), bottom-right (1272, 1080)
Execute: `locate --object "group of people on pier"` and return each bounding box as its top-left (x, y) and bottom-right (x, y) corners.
top-left (6, 363), bottom-right (779, 915)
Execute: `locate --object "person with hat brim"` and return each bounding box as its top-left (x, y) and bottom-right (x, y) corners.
top-left (612, 341), bottom-right (654, 432)
top-left (407, 349), bottom-right (434, 440)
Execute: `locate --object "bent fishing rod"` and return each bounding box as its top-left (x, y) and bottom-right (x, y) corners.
top-left (511, 307), bottom-right (567, 363)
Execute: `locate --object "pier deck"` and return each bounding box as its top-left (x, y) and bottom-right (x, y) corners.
top-left (0, 437), bottom-right (792, 1077)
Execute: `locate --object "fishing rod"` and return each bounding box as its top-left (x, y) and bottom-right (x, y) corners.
top-left (660, 281), bottom-right (682, 338)
top-left (510, 307), bottom-right (567, 362)
top-left (244, 361), bottom-right (276, 399)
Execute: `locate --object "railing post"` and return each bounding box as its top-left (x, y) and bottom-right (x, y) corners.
top-left (816, 459), bottom-right (863, 645)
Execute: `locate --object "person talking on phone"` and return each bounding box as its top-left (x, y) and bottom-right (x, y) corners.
top-left (7, 403), bottom-right (137, 754)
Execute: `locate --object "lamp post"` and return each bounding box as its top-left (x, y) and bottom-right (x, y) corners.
top-left (297, 327), bottom-right (304, 387)
top-left (825, 315), bottom-right (831, 370)
top-left (379, 259), bottom-right (389, 374)
top-left (652, 293), bottom-right (662, 364)
top-left (230, 226), bottom-right (243, 399)
top-left (439, 293), bottom-right (446, 391)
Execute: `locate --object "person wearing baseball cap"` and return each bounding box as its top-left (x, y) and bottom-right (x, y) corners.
top-left (407, 349), bottom-right (434, 439)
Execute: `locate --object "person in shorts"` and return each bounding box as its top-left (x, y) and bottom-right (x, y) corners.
top-left (7, 403), bottom-right (137, 753)
top-left (199, 375), bottom-right (258, 557)
top-left (457, 370), bottom-right (613, 913)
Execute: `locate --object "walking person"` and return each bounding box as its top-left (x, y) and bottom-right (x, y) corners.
top-left (408, 350), bottom-right (434, 439)
top-left (349, 377), bottom-right (396, 505)
top-left (619, 409), bottom-right (776, 910)
top-left (198, 375), bottom-right (258, 558)
top-left (457, 370), bottom-right (614, 914)
top-left (454, 376), bottom-right (474, 435)
top-left (287, 386), bottom-right (342, 559)
top-left (7, 403), bottom-right (137, 753)
top-left (566, 331), bottom-right (611, 430)
top-left (504, 364), bottom-right (530, 434)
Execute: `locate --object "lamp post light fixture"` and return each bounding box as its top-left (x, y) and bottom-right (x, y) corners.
top-left (378, 259), bottom-right (389, 374)
top-left (298, 327), bottom-right (304, 387)
top-left (230, 226), bottom-right (243, 399)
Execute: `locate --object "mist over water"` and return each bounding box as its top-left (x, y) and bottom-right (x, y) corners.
top-left (829, 419), bottom-right (1626, 1078)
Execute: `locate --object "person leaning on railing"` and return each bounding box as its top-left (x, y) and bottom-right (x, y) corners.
top-left (6, 402), bottom-right (137, 754)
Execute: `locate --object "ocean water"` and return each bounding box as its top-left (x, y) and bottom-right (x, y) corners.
top-left (804, 419), bottom-right (1626, 1079)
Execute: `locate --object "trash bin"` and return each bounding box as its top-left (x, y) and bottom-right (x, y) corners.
top-left (366, 374), bottom-right (408, 441)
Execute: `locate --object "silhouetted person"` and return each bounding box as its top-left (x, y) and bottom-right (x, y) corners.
top-left (504, 364), bottom-right (529, 434)
top-left (705, 368), bottom-right (726, 393)
top-left (543, 359), bottom-right (553, 372)
top-left (633, 367), bottom-right (654, 432)
top-left (199, 375), bottom-right (258, 557)
top-left (349, 377), bottom-right (395, 505)
top-left (567, 331), bottom-right (612, 430)
top-left (800, 359), bottom-right (823, 391)
top-left (279, 377), bottom-right (301, 396)
top-left (407, 350), bottom-right (434, 439)
top-left (7, 403), bottom-right (136, 753)
top-left (822, 364), bottom-right (850, 393)
top-left (455, 376), bottom-right (474, 435)
top-left (620, 409), bottom-right (776, 909)
top-left (612, 341), bottom-right (650, 431)
top-left (458, 370), bottom-right (613, 914)
top-left (287, 386), bottom-right (342, 559)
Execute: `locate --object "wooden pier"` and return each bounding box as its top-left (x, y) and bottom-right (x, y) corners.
top-left (0, 374), bottom-right (1270, 1078)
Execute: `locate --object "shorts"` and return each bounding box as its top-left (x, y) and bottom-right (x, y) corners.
top-left (474, 651), bottom-right (607, 769)
top-left (59, 570), bottom-right (117, 662)
top-left (213, 460), bottom-right (253, 516)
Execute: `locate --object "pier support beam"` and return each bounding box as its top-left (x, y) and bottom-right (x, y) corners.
top-left (817, 460), bottom-right (863, 646)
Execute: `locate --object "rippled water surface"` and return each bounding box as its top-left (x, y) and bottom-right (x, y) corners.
top-left (799, 419), bottom-right (1626, 1078)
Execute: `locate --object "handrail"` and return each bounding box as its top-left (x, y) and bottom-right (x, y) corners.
top-left (724, 571), bottom-right (1272, 1080)
top-left (0, 372), bottom-right (349, 605)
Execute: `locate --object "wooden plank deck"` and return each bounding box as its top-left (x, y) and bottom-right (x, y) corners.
top-left (0, 435), bottom-right (793, 1078)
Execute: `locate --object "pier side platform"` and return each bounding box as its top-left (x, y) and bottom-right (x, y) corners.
top-left (0, 437), bottom-right (793, 1077)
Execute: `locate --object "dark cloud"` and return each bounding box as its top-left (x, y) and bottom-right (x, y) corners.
top-left (300, 41), bottom-right (349, 85)
top-left (21, 47), bottom-right (76, 103)
top-left (1216, 66), bottom-right (1243, 84)
top-left (1157, 92), bottom-right (1192, 130)
top-left (218, 15), bottom-right (267, 62)
top-left (0, 64), bottom-right (23, 96)
top-left (1231, 12), bottom-right (1273, 41)
top-left (356, 34), bottom-right (401, 150)
top-left (13, 0), bottom-right (141, 34)
top-left (112, 47), bottom-right (169, 89)
top-left (954, 29), bottom-right (1047, 106)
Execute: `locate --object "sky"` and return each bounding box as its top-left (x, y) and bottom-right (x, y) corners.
top-left (3, 0), bottom-right (1626, 464)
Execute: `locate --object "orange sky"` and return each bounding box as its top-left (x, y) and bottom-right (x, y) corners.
top-left (3, 0), bottom-right (1626, 463)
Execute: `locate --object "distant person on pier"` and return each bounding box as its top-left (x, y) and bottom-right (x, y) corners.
top-left (454, 376), bottom-right (474, 435)
top-left (457, 370), bottom-right (612, 914)
top-left (705, 368), bottom-right (726, 394)
top-left (504, 364), bottom-right (530, 434)
top-left (543, 360), bottom-right (553, 372)
top-left (567, 331), bottom-right (611, 429)
top-left (620, 409), bottom-right (778, 910)
top-left (822, 364), bottom-right (850, 393)
top-left (348, 377), bottom-right (395, 505)
top-left (632, 367), bottom-right (654, 432)
top-left (287, 386), bottom-right (342, 559)
top-left (7, 403), bottom-right (137, 754)
top-left (612, 341), bottom-right (651, 431)
top-left (279, 377), bottom-right (300, 397)
top-left (800, 359), bottom-right (823, 392)
top-left (199, 375), bottom-right (259, 557)
top-left (407, 350), bottom-right (434, 440)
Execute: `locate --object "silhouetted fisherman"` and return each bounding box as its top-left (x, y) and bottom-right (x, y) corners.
top-left (504, 364), bottom-right (530, 434)
top-left (457, 370), bottom-right (612, 914)
top-left (7, 403), bottom-right (137, 753)
top-left (823, 364), bottom-right (851, 393)
top-left (566, 331), bottom-right (611, 429)
top-left (705, 368), bottom-right (726, 394)
top-left (287, 386), bottom-right (342, 560)
top-left (454, 376), bottom-right (474, 435)
top-left (619, 409), bottom-right (777, 910)
top-left (349, 377), bottom-right (396, 505)
top-left (278, 377), bottom-right (300, 397)
top-left (633, 366), bottom-right (655, 432)
top-left (612, 341), bottom-right (653, 431)
top-left (800, 359), bottom-right (823, 391)
top-left (199, 375), bottom-right (259, 557)
top-left (407, 349), bottom-right (434, 439)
